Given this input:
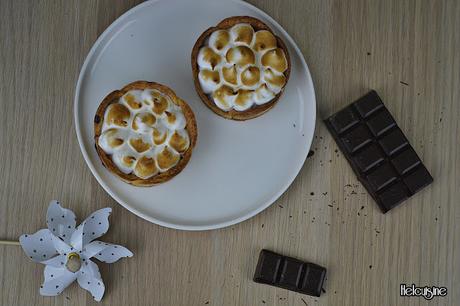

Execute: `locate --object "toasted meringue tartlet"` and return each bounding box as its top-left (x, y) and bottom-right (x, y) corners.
top-left (191, 16), bottom-right (291, 120)
top-left (94, 81), bottom-right (197, 186)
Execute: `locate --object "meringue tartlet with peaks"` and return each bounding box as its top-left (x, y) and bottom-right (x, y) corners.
top-left (191, 16), bottom-right (291, 120)
top-left (94, 81), bottom-right (197, 186)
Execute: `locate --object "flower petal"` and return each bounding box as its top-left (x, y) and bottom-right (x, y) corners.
top-left (44, 264), bottom-right (74, 282)
top-left (20, 229), bottom-right (58, 263)
top-left (84, 240), bottom-right (133, 263)
top-left (50, 235), bottom-right (72, 255)
top-left (46, 200), bottom-right (76, 244)
top-left (77, 260), bottom-right (105, 301)
top-left (71, 208), bottom-right (111, 250)
top-left (42, 254), bottom-right (68, 268)
top-left (40, 265), bottom-right (77, 296)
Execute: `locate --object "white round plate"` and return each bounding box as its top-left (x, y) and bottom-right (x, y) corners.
top-left (74, 0), bottom-right (316, 230)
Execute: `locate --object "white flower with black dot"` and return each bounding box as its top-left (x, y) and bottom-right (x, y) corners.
top-left (19, 200), bottom-right (133, 302)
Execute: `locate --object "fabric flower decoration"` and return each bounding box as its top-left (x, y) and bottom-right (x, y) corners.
top-left (19, 200), bottom-right (133, 302)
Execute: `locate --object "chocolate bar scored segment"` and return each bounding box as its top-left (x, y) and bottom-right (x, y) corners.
top-left (253, 250), bottom-right (326, 297)
top-left (253, 249), bottom-right (282, 284)
top-left (324, 90), bottom-right (433, 213)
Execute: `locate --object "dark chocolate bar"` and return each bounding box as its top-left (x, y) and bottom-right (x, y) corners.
top-left (324, 90), bottom-right (433, 212)
top-left (253, 249), bottom-right (326, 297)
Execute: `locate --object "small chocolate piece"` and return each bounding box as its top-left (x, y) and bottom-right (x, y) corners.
top-left (253, 250), bottom-right (326, 297)
top-left (324, 90), bottom-right (433, 213)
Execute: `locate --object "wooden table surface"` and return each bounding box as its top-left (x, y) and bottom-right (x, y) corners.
top-left (1, 0), bottom-right (459, 305)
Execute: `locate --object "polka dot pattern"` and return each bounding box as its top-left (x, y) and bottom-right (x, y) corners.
top-left (46, 200), bottom-right (76, 244)
top-left (51, 235), bottom-right (72, 255)
top-left (20, 202), bottom-right (132, 302)
top-left (40, 265), bottom-right (77, 297)
top-left (42, 254), bottom-right (68, 268)
top-left (44, 265), bottom-right (68, 282)
top-left (84, 240), bottom-right (133, 264)
top-left (19, 229), bottom-right (57, 263)
top-left (70, 208), bottom-right (112, 250)
top-left (76, 260), bottom-right (105, 302)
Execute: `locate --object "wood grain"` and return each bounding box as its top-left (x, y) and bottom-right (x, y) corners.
top-left (0, 0), bottom-right (459, 305)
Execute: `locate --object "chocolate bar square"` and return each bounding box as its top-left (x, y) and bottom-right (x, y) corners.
top-left (300, 263), bottom-right (327, 297)
top-left (253, 249), bottom-right (282, 284)
top-left (391, 148), bottom-right (420, 175)
top-left (278, 258), bottom-right (304, 289)
top-left (353, 144), bottom-right (385, 172)
top-left (324, 90), bottom-right (433, 213)
top-left (366, 109), bottom-right (396, 137)
top-left (366, 162), bottom-right (398, 192)
top-left (253, 250), bottom-right (326, 297)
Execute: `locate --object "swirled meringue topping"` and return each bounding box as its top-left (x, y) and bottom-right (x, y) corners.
top-left (197, 23), bottom-right (288, 112)
top-left (98, 89), bottom-right (190, 179)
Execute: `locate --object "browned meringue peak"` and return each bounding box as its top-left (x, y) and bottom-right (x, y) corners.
top-left (210, 30), bottom-right (230, 52)
top-left (253, 30), bottom-right (277, 52)
top-left (124, 93), bottom-right (142, 109)
top-left (200, 47), bottom-right (222, 69)
top-left (104, 129), bottom-right (124, 148)
top-left (165, 111), bottom-right (177, 125)
top-left (261, 48), bottom-right (288, 73)
top-left (231, 23), bottom-right (254, 45)
top-left (169, 131), bottom-right (189, 153)
top-left (212, 85), bottom-right (237, 108)
top-left (129, 137), bottom-right (151, 153)
top-left (156, 146), bottom-right (180, 170)
top-left (255, 83), bottom-right (274, 98)
top-left (152, 94), bottom-right (169, 115)
top-left (134, 156), bottom-right (158, 178)
top-left (106, 104), bottom-right (130, 127)
top-left (132, 112), bottom-right (156, 131)
top-left (199, 69), bottom-right (220, 84)
top-left (122, 155), bottom-right (136, 167)
top-left (222, 65), bottom-right (237, 85)
top-left (143, 99), bottom-right (152, 106)
top-left (240, 66), bottom-right (261, 87)
top-left (264, 68), bottom-right (287, 89)
top-left (226, 46), bottom-right (255, 66)
top-left (151, 91), bottom-right (164, 102)
top-left (143, 91), bottom-right (159, 106)
top-left (234, 90), bottom-right (254, 108)
top-left (152, 127), bottom-right (168, 145)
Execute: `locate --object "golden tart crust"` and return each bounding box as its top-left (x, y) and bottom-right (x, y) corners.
top-left (191, 16), bottom-right (291, 121)
top-left (94, 81), bottom-right (198, 186)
